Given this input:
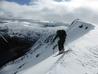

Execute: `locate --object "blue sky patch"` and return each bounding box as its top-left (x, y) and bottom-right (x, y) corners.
top-left (6, 0), bottom-right (31, 5)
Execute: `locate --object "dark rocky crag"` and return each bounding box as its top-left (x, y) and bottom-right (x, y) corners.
top-left (0, 26), bottom-right (39, 68)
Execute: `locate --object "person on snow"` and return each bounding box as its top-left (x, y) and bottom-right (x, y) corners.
top-left (53, 30), bottom-right (67, 54)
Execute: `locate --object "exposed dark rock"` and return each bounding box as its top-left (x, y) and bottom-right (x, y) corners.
top-left (0, 31), bottom-right (38, 68)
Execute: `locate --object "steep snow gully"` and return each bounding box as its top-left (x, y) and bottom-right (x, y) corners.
top-left (0, 19), bottom-right (98, 74)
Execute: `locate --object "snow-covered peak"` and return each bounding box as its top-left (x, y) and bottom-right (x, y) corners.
top-left (0, 19), bottom-right (97, 74)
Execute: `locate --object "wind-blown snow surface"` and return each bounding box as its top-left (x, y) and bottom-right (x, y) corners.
top-left (0, 19), bottom-right (98, 74)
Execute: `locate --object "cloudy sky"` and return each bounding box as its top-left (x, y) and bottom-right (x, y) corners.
top-left (0, 0), bottom-right (98, 24)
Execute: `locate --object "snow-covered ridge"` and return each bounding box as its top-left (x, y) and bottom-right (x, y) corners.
top-left (0, 18), bottom-right (69, 27)
top-left (0, 19), bottom-right (97, 74)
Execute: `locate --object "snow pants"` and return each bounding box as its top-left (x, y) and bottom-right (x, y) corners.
top-left (58, 39), bottom-right (65, 51)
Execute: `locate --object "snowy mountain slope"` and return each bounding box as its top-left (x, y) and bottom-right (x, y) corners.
top-left (46, 25), bottom-right (98, 74)
top-left (19, 22), bottom-right (97, 74)
top-left (0, 19), bottom-right (96, 74)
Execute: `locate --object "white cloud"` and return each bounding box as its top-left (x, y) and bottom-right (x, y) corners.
top-left (0, 0), bottom-right (98, 24)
